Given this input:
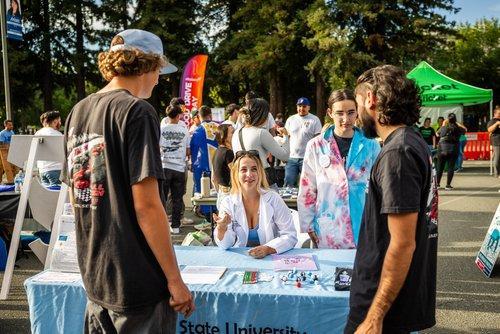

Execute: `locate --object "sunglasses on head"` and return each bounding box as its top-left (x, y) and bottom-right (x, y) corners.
top-left (234, 150), bottom-right (259, 161)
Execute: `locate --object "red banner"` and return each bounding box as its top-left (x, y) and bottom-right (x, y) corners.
top-left (179, 55), bottom-right (208, 111)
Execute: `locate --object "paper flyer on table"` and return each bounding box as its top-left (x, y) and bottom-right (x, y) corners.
top-left (33, 271), bottom-right (81, 283)
top-left (180, 266), bottom-right (227, 285)
top-left (50, 214), bottom-right (80, 273)
top-left (272, 254), bottom-right (318, 271)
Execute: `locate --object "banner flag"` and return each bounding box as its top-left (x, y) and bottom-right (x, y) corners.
top-left (179, 54), bottom-right (208, 110)
top-left (6, 0), bottom-right (23, 41)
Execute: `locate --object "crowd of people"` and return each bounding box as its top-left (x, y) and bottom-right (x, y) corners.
top-left (1, 28), bottom-right (498, 333)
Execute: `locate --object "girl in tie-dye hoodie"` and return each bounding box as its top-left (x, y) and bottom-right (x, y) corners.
top-left (298, 89), bottom-right (380, 249)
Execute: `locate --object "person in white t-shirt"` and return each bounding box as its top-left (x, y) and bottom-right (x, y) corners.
top-left (222, 103), bottom-right (240, 129)
top-left (284, 97), bottom-right (322, 187)
top-left (35, 111), bottom-right (63, 186)
top-left (160, 104), bottom-right (191, 234)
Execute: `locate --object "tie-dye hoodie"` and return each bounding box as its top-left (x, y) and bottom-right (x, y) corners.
top-left (298, 126), bottom-right (380, 248)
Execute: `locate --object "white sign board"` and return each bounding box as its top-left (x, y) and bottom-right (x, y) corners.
top-left (476, 203), bottom-right (500, 277)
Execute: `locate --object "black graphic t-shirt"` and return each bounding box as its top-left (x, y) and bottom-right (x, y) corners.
top-left (333, 132), bottom-right (353, 162)
top-left (419, 126), bottom-right (436, 146)
top-left (347, 127), bottom-right (438, 332)
top-left (62, 89), bottom-right (168, 312)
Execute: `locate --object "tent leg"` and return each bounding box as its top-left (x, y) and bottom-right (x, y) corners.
top-left (490, 99), bottom-right (494, 175)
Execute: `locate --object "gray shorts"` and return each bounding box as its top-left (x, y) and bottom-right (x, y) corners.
top-left (84, 299), bottom-right (177, 334)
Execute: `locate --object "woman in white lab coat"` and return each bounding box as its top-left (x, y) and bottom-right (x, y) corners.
top-left (213, 150), bottom-right (297, 258)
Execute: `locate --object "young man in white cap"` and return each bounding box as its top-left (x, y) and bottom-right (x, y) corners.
top-left (62, 29), bottom-right (194, 333)
top-left (284, 97), bottom-right (322, 187)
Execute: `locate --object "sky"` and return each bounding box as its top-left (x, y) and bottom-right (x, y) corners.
top-left (439, 0), bottom-right (500, 24)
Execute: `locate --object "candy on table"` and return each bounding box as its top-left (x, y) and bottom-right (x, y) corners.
top-left (295, 281), bottom-right (302, 288)
top-left (281, 275), bottom-right (288, 282)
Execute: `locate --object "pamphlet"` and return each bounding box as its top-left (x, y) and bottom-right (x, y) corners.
top-left (50, 214), bottom-right (79, 273)
top-left (180, 266), bottom-right (227, 285)
top-left (272, 254), bottom-right (318, 271)
top-left (33, 270), bottom-right (81, 283)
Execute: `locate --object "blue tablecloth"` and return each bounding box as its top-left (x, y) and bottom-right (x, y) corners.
top-left (25, 246), bottom-right (356, 334)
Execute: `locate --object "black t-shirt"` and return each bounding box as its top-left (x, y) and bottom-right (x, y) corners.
top-left (419, 126), bottom-right (435, 146)
top-left (348, 127), bottom-right (438, 332)
top-left (62, 89), bottom-right (169, 312)
top-left (212, 146), bottom-right (234, 187)
top-left (438, 125), bottom-right (465, 154)
top-left (333, 132), bottom-right (353, 162)
top-left (487, 118), bottom-right (500, 146)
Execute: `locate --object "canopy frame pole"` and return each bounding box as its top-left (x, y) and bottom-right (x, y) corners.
top-left (0, 0), bottom-right (12, 121)
top-left (490, 98), bottom-right (494, 175)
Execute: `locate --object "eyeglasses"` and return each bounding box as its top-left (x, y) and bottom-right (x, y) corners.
top-left (234, 150), bottom-right (259, 162)
top-left (332, 111), bottom-right (357, 119)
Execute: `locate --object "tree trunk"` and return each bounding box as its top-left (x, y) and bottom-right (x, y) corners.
top-left (171, 77), bottom-right (179, 99)
top-left (75, 2), bottom-right (86, 101)
top-left (315, 72), bottom-right (327, 124)
top-left (269, 67), bottom-right (279, 117)
top-left (122, 0), bottom-right (129, 29)
top-left (276, 72), bottom-right (284, 117)
top-left (41, 0), bottom-right (52, 111)
top-left (229, 82), bottom-right (239, 104)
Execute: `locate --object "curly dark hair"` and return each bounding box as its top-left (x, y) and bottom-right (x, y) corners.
top-left (356, 65), bottom-right (421, 126)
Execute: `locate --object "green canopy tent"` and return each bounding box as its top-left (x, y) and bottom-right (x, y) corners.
top-left (407, 61), bottom-right (493, 120)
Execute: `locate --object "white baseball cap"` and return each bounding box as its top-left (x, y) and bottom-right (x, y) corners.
top-left (110, 29), bottom-right (178, 75)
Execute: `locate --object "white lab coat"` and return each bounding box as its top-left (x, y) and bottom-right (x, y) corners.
top-left (215, 189), bottom-right (297, 254)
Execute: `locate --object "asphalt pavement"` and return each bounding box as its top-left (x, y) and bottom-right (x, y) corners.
top-left (0, 160), bottom-right (499, 333)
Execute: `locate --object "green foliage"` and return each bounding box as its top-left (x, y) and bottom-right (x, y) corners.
top-left (432, 18), bottom-right (499, 106)
top-left (1, 0), bottom-right (497, 128)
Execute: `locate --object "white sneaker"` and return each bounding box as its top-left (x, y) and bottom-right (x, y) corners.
top-left (170, 227), bottom-right (180, 234)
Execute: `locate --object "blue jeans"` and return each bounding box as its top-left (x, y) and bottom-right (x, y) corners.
top-left (456, 139), bottom-right (467, 170)
top-left (284, 158), bottom-right (303, 187)
top-left (41, 170), bottom-right (61, 187)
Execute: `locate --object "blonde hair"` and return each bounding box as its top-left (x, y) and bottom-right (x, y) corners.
top-left (230, 153), bottom-right (269, 194)
top-left (98, 36), bottom-right (167, 81)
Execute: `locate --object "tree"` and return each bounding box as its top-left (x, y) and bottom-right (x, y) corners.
top-left (433, 19), bottom-right (499, 106)
top-left (221, 0), bottom-right (315, 116)
top-left (133, 0), bottom-right (206, 113)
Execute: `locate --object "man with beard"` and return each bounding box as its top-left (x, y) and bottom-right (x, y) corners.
top-left (345, 65), bottom-right (438, 334)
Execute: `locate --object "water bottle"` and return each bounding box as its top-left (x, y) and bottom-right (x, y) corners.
top-left (14, 171), bottom-right (22, 192)
top-left (201, 171), bottom-right (211, 197)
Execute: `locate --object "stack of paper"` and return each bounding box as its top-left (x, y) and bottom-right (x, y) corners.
top-left (180, 266), bottom-right (227, 285)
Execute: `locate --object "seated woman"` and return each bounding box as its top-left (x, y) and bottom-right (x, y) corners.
top-left (298, 89), bottom-right (380, 249)
top-left (213, 151), bottom-right (297, 258)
